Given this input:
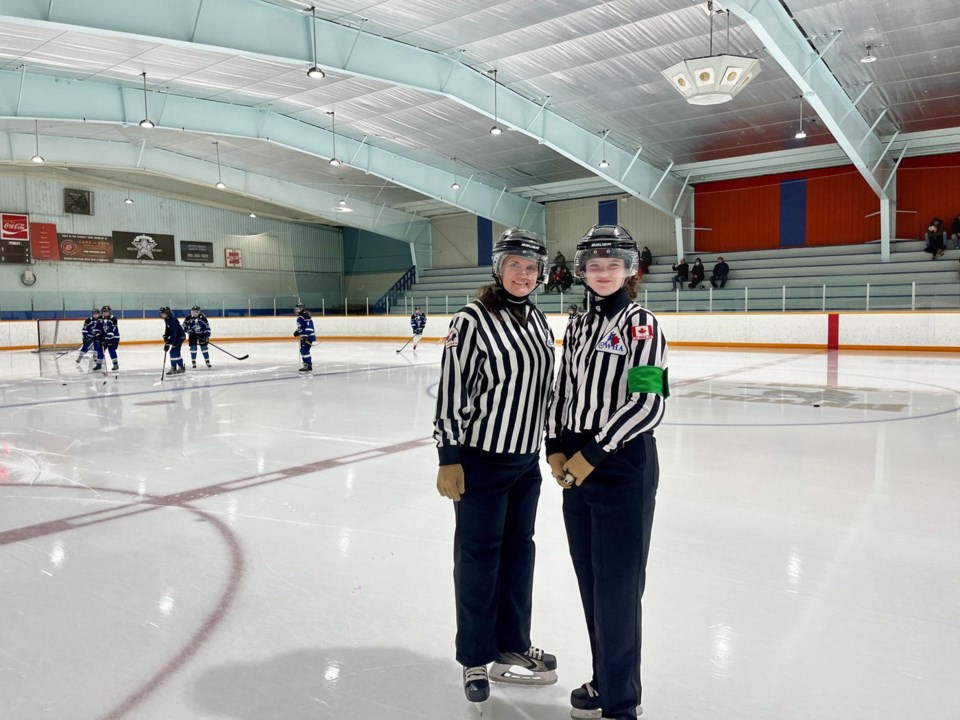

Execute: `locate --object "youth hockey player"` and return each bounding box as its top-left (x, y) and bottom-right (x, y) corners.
top-left (546, 225), bottom-right (669, 720)
top-left (410, 307), bottom-right (427, 351)
top-left (96, 306), bottom-right (120, 371)
top-left (183, 306), bottom-right (212, 368)
top-left (159, 307), bottom-right (187, 374)
top-left (433, 228), bottom-right (558, 714)
top-left (76, 307), bottom-right (101, 364)
top-left (293, 303), bottom-right (316, 372)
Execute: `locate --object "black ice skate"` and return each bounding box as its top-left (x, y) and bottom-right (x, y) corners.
top-left (490, 645), bottom-right (557, 686)
top-left (111, 362), bottom-right (119, 371)
top-left (205, 360), bottom-right (212, 368)
top-left (91, 363), bottom-right (102, 371)
top-left (299, 363), bottom-right (313, 373)
top-left (463, 665), bottom-right (489, 715)
top-left (570, 682), bottom-right (642, 720)
top-left (192, 360), bottom-right (197, 368)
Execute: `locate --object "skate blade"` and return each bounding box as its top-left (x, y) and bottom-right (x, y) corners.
top-left (472, 701), bottom-right (486, 717)
top-left (489, 663), bottom-right (557, 686)
top-left (570, 704), bottom-right (642, 719)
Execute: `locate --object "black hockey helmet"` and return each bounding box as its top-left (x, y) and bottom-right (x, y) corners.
top-left (491, 228), bottom-right (549, 286)
top-left (159, 306), bottom-right (171, 316)
top-left (574, 224), bottom-right (639, 279)
top-left (100, 305), bottom-right (112, 314)
top-left (92, 307), bottom-right (101, 316)
top-left (191, 305), bottom-right (201, 314)
top-left (294, 302), bottom-right (305, 312)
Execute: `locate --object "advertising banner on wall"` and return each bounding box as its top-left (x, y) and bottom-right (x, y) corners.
top-left (1, 212), bottom-right (31, 264)
top-left (113, 231), bottom-right (175, 264)
top-left (59, 233), bottom-right (115, 263)
top-left (180, 241), bottom-right (214, 263)
top-left (225, 248), bottom-right (243, 268)
top-left (30, 222), bottom-right (60, 261)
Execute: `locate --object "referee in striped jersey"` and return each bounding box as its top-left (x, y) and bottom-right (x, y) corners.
top-left (434, 228), bottom-right (558, 708)
top-left (546, 224), bottom-right (669, 720)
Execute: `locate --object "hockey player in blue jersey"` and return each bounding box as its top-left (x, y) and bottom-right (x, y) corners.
top-left (293, 303), bottom-right (316, 372)
top-left (410, 307), bottom-right (427, 352)
top-left (183, 306), bottom-right (212, 369)
top-left (76, 307), bottom-right (102, 365)
top-left (95, 305), bottom-right (120, 371)
top-left (160, 306), bottom-right (187, 374)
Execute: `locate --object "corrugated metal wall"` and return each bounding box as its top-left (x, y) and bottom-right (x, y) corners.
top-left (0, 174), bottom-right (343, 312)
top-left (546, 195), bottom-right (675, 259)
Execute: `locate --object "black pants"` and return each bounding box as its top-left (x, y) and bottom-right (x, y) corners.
top-left (710, 275), bottom-right (727, 288)
top-left (560, 430), bottom-right (658, 720)
top-left (453, 446), bottom-right (542, 667)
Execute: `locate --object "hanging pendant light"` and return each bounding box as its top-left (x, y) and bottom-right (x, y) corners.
top-left (489, 69), bottom-right (502, 135)
top-left (306, 7), bottom-right (326, 78)
top-left (328, 110), bottom-right (341, 166)
top-left (139, 72), bottom-right (155, 129)
top-left (661, 2), bottom-right (761, 105)
top-left (598, 131), bottom-right (609, 168)
top-left (213, 141), bottom-right (226, 189)
top-left (31, 120), bottom-right (44, 164)
top-left (794, 97), bottom-right (807, 139)
top-left (451, 157), bottom-right (461, 190)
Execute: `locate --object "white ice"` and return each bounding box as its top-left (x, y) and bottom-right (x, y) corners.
top-left (1, 340), bottom-right (958, 720)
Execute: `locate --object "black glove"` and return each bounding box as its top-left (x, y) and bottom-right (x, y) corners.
top-left (164, 343), bottom-right (171, 352)
top-left (293, 331), bottom-right (300, 337)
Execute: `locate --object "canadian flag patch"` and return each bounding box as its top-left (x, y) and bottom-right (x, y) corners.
top-left (632, 325), bottom-right (654, 340)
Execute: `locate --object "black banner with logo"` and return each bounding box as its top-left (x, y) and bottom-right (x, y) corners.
top-left (113, 231), bottom-right (175, 264)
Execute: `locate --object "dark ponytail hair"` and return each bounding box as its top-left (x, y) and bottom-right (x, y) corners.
top-left (476, 283), bottom-right (529, 325)
top-left (625, 274), bottom-right (639, 301)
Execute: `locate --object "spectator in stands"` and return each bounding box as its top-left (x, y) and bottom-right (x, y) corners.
top-left (640, 246), bottom-right (653, 275)
top-left (671, 258), bottom-right (689, 290)
top-left (545, 264), bottom-right (573, 293)
top-left (688, 258), bottom-right (705, 289)
top-left (554, 250), bottom-right (567, 269)
top-left (923, 218), bottom-right (947, 259)
top-left (710, 257), bottom-right (730, 288)
top-left (950, 215), bottom-right (960, 250)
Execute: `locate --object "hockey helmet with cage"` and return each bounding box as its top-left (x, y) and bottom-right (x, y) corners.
top-left (159, 306), bottom-right (171, 317)
top-left (191, 305), bottom-right (201, 317)
top-left (294, 302), bottom-right (305, 313)
top-left (100, 305), bottom-right (112, 314)
top-left (574, 224), bottom-right (639, 279)
top-left (491, 228), bottom-right (549, 287)
top-left (91, 307), bottom-right (101, 317)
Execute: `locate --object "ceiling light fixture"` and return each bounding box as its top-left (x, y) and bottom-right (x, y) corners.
top-left (860, 45), bottom-right (878, 64)
top-left (451, 157), bottom-right (461, 190)
top-left (139, 72), bottom-right (155, 129)
top-left (213, 140), bottom-right (226, 189)
top-left (598, 131), bottom-right (609, 168)
top-left (661, 2), bottom-right (761, 105)
top-left (306, 7), bottom-right (326, 79)
top-left (124, 193), bottom-right (134, 205)
top-left (794, 97), bottom-right (807, 139)
top-left (328, 110), bottom-right (341, 166)
top-left (489, 69), bottom-right (502, 135)
top-left (30, 120), bottom-right (44, 163)
top-left (334, 194), bottom-right (353, 212)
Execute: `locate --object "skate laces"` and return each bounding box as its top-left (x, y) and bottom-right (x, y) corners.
top-left (582, 682), bottom-right (598, 698)
top-left (464, 666), bottom-right (488, 683)
top-left (525, 646), bottom-right (544, 660)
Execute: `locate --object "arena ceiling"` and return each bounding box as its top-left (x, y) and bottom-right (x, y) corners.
top-left (0, 0), bottom-right (957, 233)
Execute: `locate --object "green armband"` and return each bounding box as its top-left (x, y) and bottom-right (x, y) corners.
top-left (627, 366), bottom-right (670, 398)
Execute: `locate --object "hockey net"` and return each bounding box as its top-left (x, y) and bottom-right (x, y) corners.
top-left (33, 318), bottom-right (73, 354)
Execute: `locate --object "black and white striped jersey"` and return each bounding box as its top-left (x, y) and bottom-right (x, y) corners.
top-left (546, 288), bottom-right (668, 465)
top-left (434, 299), bottom-right (555, 464)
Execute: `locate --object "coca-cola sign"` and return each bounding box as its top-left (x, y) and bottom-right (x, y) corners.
top-left (1, 213), bottom-right (29, 240)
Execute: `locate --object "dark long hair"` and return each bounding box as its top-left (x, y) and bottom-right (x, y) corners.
top-left (476, 283), bottom-right (529, 325)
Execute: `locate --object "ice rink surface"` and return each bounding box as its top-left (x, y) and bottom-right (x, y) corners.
top-left (1, 339), bottom-right (958, 720)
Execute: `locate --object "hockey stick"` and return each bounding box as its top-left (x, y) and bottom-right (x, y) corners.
top-left (395, 337), bottom-right (413, 354)
top-left (159, 347), bottom-right (169, 383)
top-left (55, 346), bottom-right (79, 358)
top-left (208, 341), bottom-right (249, 361)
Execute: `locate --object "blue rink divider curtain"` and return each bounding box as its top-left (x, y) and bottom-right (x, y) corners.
top-left (779, 178), bottom-right (806, 247)
top-left (477, 217), bottom-right (493, 265)
top-left (598, 199), bottom-right (618, 226)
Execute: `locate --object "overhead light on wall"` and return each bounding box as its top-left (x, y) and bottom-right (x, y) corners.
top-left (860, 45), bottom-right (878, 64)
top-left (327, 110), bottom-right (341, 165)
top-left (334, 195), bottom-right (352, 212)
top-left (794, 97), bottom-right (807, 139)
top-left (139, 72), bottom-right (156, 129)
top-left (661, 2), bottom-right (760, 105)
top-left (489, 69), bottom-right (502, 135)
top-left (598, 131), bottom-right (609, 168)
top-left (306, 7), bottom-right (326, 79)
top-left (30, 120), bottom-right (44, 164)
top-left (124, 195), bottom-right (134, 205)
top-left (213, 140), bottom-right (226, 189)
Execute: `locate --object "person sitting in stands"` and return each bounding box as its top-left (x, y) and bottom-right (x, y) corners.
top-left (923, 218), bottom-right (947, 259)
top-left (545, 265), bottom-right (573, 293)
top-left (688, 258), bottom-right (705, 289)
top-left (950, 215), bottom-right (960, 250)
top-left (671, 258), bottom-right (689, 290)
top-left (554, 250), bottom-right (567, 269)
top-left (710, 257), bottom-right (730, 288)
top-left (640, 246), bottom-right (653, 275)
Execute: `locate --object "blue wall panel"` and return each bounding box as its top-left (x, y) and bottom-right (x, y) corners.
top-left (598, 199), bottom-right (618, 226)
top-left (477, 217), bottom-right (493, 266)
top-left (779, 179), bottom-right (806, 247)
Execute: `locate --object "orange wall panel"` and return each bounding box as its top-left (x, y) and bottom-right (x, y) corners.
top-left (896, 153), bottom-right (960, 238)
top-left (694, 177), bottom-right (780, 252)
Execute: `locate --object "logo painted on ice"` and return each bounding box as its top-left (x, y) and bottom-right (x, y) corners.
top-left (595, 329), bottom-right (627, 356)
